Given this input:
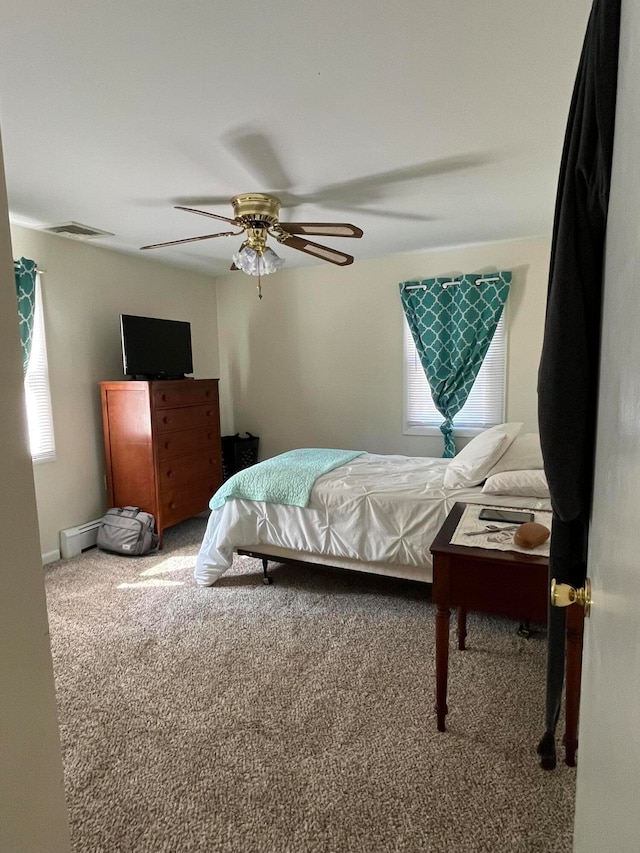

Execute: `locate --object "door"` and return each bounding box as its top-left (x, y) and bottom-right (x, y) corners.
top-left (572, 2), bottom-right (640, 848)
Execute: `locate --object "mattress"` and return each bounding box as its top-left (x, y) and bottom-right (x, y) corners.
top-left (194, 452), bottom-right (551, 586)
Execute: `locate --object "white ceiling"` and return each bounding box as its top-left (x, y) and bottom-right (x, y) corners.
top-left (0, 1), bottom-right (591, 277)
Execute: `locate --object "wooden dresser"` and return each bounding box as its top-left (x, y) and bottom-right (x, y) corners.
top-left (100, 379), bottom-right (222, 544)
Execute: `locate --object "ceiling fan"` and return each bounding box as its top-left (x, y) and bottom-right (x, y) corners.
top-left (140, 193), bottom-right (364, 281)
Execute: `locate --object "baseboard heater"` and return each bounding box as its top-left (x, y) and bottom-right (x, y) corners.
top-left (59, 518), bottom-right (102, 559)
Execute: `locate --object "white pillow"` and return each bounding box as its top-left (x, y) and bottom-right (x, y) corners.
top-left (486, 432), bottom-right (544, 477)
top-left (482, 469), bottom-right (550, 498)
top-left (443, 422), bottom-right (523, 489)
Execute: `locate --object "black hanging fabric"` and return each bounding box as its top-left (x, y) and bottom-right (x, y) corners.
top-left (537, 0), bottom-right (621, 769)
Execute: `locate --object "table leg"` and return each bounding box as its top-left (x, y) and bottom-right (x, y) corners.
top-left (564, 603), bottom-right (585, 766)
top-left (435, 604), bottom-right (450, 732)
top-left (457, 607), bottom-right (467, 651)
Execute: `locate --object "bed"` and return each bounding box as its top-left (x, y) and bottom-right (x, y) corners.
top-left (194, 423), bottom-right (551, 587)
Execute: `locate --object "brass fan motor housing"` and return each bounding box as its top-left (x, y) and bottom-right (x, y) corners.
top-left (231, 193), bottom-right (281, 228)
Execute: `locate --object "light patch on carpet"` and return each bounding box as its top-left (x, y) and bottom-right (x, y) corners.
top-left (116, 555), bottom-right (195, 588)
top-left (139, 555), bottom-right (196, 576)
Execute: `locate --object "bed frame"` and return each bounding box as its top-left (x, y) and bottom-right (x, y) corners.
top-left (235, 547), bottom-right (433, 586)
top-left (236, 549), bottom-right (277, 584)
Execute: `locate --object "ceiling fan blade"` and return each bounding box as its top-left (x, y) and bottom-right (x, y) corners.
top-left (221, 126), bottom-right (293, 190)
top-left (279, 235), bottom-right (355, 266)
top-left (174, 205), bottom-right (239, 226)
top-left (334, 206), bottom-right (435, 222)
top-left (173, 195), bottom-right (233, 208)
top-left (313, 153), bottom-right (493, 207)
top-left (279, 222), bottom-right (363, 239)
top-left (140, 231), bottom-right (240, 250)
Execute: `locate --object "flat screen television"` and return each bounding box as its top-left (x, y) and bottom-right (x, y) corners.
top-left (120, 314), bottom-right (193, 380)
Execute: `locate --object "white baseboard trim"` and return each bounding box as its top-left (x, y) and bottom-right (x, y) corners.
top-left (42, 549), bottom-right (61, 565)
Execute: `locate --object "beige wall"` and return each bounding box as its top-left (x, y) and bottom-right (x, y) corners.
top-left (216, 236), bottom-right (550, 460)
top-left (10, 224), bottom-right (219, 559)
top-left (0, 140), bottom-right (71, 851)
top-left (9, 225), bottom-right (549, 557)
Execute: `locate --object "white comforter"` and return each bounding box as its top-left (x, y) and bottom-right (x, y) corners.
top-left (194, 453), bottom-right (551, 586)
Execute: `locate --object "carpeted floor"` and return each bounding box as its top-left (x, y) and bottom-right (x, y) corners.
top-left (44, 518), bottom-right (575, 853)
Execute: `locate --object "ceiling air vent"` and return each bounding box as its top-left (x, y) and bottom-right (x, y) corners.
top-left (42, 221), bottom-right (114, 239)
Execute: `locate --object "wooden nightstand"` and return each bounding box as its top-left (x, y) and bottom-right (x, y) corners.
top-left (430, 502), bottom-right (583, 766)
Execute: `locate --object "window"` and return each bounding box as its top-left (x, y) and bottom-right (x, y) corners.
top-left (24, 274), bottom-right (56, 462)
top-left (403, 310), bottom-right (507, 436)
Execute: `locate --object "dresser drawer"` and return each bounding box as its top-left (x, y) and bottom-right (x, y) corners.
top-left (158, 453), bottom-right (222, 492)
top-left (157, 425), bottom-right (219, 460)
top-left (153, 380), bottom-right (218, 409)
top-left (160, 478), bottom-right (219, 528)
top-left (155, 403), bottom-right (219, 433)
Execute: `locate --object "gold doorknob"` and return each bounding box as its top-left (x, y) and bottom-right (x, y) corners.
top-left (550, 578), bottom-right (592, 617)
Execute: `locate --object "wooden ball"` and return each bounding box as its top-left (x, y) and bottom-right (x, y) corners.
top-left (514, 521), bottom-right (550, 549)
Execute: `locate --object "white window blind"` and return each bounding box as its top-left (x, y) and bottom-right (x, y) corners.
top-left (403, 310), bottom-right (507, 435)
top-left (24, 275), bottom-right (56, 462)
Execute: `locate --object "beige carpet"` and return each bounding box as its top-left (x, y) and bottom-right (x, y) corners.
top-left (44, 518), bottom-right (575, 853)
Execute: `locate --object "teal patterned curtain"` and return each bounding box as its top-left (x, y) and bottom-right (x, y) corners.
top-left (400, 271), bottom-right (511, 457)
top-left (14, 257), bottom-right (38, 375)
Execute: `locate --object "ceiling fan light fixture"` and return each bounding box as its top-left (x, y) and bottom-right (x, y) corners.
top-left (232, 244), bottom-right (285, 276)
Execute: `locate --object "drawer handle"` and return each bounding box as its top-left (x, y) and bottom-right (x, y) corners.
top-left (163, 416), bottom-right (169, 424)
top-left (166, 469), bottom-right (173, 478)
top-left (169, 501), bottom-right (176, 509)
top-left (164, 441), bottom-right (170, 450)
top-left (162, 393), bottom-right (167, 402)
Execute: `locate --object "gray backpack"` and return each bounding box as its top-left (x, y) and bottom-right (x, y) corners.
top-left (97, 506), bottom-right (159, 556)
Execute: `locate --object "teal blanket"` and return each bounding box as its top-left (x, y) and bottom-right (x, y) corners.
top-left (210, 448), bottom-right (364, 510)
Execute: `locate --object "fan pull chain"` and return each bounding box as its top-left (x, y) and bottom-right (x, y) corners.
top-left (257, 271), bottom-right (263, 299)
